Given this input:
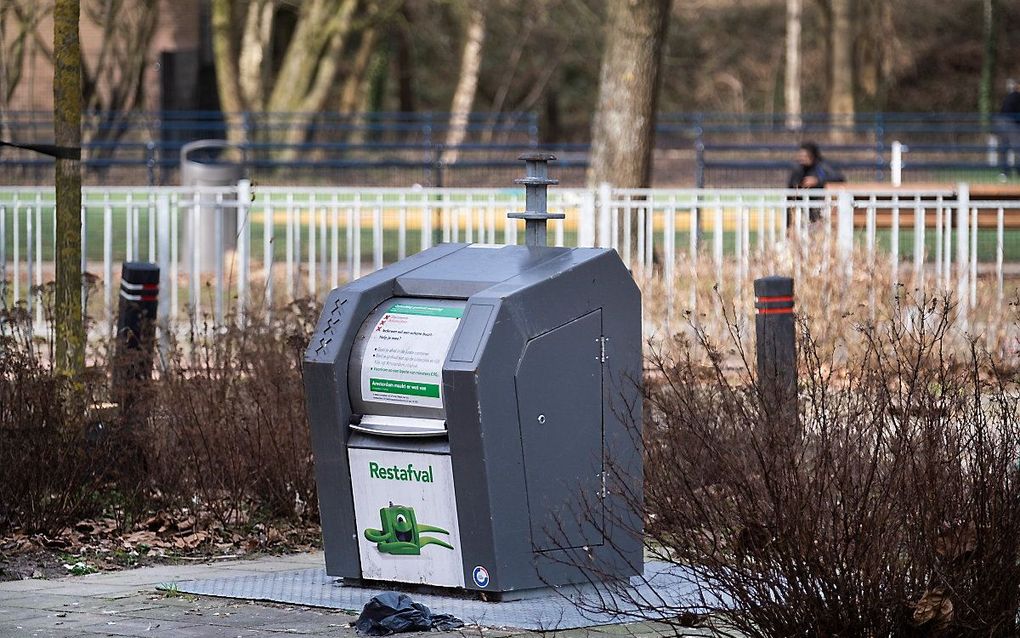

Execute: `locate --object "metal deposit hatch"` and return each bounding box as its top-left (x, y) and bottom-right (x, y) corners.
top-left (516, 310), bottom-right (604, 552)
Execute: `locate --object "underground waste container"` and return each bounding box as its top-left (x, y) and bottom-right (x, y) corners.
top-left (303, 155), bottom-right (643, 598)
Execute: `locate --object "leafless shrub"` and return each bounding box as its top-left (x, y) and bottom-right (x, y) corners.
top-left (0, 287), bottom-right (320, 538)
top-left (577, 293), bottom-right (1020, 636)
top-left (0, 286), bottom-right (112, 533)
top-left (145, 299), bottom-right (319, 528)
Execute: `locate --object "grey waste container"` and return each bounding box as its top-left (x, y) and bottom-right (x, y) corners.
top-left (180, 140), bottom-right (245, 270)
top-left (302, 155), bottom-right (644, 599)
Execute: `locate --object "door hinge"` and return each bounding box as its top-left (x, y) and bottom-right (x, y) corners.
top-left (596, 336), bottom-right (609, 363)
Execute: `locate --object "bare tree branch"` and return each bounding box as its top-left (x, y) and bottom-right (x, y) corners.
top-left (10, 1), bottom-right (54, 62)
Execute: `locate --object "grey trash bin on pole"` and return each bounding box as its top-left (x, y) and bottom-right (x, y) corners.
top-left (180, 140), bottom-right (245, 270)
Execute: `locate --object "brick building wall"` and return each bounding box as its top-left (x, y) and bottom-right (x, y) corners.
top-left (2, 0), bottom-right (205, 114)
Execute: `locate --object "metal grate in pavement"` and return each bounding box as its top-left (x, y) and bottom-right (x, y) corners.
top-left (168, 561), bottom-right (702, 631)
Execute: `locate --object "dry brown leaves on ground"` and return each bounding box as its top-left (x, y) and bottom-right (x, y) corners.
top-left (0, 510), bottom-right (321, 580)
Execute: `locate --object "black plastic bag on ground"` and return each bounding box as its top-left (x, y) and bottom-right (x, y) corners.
top-left (354, 592), bottom-right (465, 635)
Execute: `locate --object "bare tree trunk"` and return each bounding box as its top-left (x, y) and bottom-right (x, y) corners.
top-left (828, 0), bottom-right (854, 141)
top-left (211, 0), bottom-right (385, 154)
top-left (785, 0), bottom-right (802, 130)
top-left (394, 5), bottom-right (416, 113)
top-left (855, 0), bottom-right (897, 110)
top-left (53, 0), bottom-right (84, 381)
top-left (442, 2), bottom-right (486, 164)
top-left (267, 0), bottom-right (358, 159)
top-left (875, 0), bottom-right (896, 109)
top-left (338, 27), bottom-right (378, 115)
top-left (211, 0), bottom-right (247, 146)
top-left (587, 0), bottom-right (671, 189)
top-left (515, 44), bottom-right (566, 113)
top-left (978, 0), bottom-right (998, 123)
top-left (266, 0), bottom-right (357, 112)
top-left (545, 88), bottom-right (561, 143)
top-left (482, 10), bottom-right (536, 144)
top-left (238, 0), bottom-right (274, 110)
top-left (277, 13), bottom-right (356, 159)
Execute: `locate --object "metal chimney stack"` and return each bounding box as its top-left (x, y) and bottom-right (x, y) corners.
top-left (508, 153), bottom-right (565, 246)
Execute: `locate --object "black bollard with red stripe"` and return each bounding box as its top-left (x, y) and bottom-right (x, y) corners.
top-left (754, 276), bottom-right (797, 423)
top-left (113, 262), bottom-right (160, 402)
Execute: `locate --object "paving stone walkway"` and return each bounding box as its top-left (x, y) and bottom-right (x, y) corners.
top-left (0, 553), bottom-right (352, 637)
top-left (0, 552), bottom-right (691, 637)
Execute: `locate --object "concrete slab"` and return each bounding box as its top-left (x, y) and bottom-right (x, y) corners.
top-left (5, 592), bottom-right (150, 612)
top-left (73, 566), bottom-right (222, 586)
top-left (12, 610), bottom-right (123, 634)
top-left (150, 627), bottom-right (264, 638)
top-left (0, 606), bottom-right (43, 623)
top-left (0, 592), bottom-right (46, 608)
top-left (125, 600), bottom-right (231, 623)
top-left (5, 628), bottom-right (84, 638)
top-left (212, 609), bottom-right (351, 628)
top-left (36, 583), bottom-right (144, 597)
top-left (30, 595), bottom-right (156, 614)
top-left (2, 594), bottom-right (104, 611)
top-left (75, 616), bottom-right (203, 637)
top-left (0, 579), bottom-right (67, 593)
top-left (247, 617), bottom-right (348, 635)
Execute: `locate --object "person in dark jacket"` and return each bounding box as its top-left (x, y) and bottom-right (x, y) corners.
top-left (787, 141), bottom-right (846, 189)
top-left (997, 79), bottom-right (1020, 176)
top-left (786, 142), bottom-right (845, 223)
top-left (1002, 79), bottom-right (1020, 120)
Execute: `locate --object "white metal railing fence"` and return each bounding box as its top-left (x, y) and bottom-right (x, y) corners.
top-left (1, 182), bottom-right (1017, 334)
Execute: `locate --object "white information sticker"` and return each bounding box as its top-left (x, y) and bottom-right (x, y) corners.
top-left (349, 448), bottom-right (465, 587)
top-left (360, 302), bottom-right (463, 409)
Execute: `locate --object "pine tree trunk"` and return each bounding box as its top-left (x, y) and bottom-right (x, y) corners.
top-left (785, 0), bottom-right (802, 130)
top-left (828, 0), bottom-right (855, 140)
top-left (53, 0), bottom-right (84, 381)
top-left (442, 3), bottom-right (486, 164)
top-left (587, 0), bottom-right (671, 190)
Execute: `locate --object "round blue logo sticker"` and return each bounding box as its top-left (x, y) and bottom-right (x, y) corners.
top-left (472, 565), bottom-right (490, 588)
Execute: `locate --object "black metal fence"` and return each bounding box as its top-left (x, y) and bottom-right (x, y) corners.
top-left (1, 111), bottom-right (1017, 187)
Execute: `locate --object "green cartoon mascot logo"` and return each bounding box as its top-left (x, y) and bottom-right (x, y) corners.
top-left (364, 504), bottom-right (453, 555)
